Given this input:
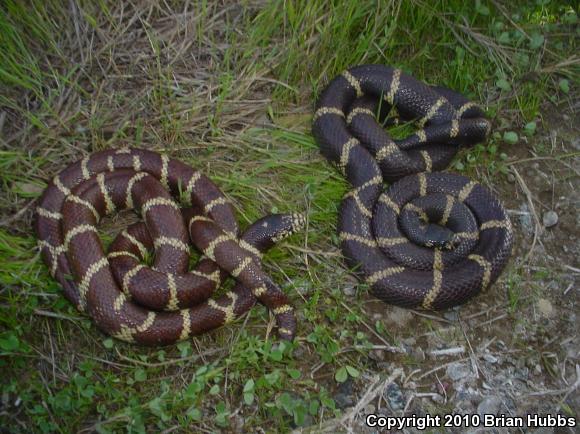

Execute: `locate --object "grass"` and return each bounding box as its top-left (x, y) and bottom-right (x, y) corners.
top-left (1, 0), bottom-right (578, 432)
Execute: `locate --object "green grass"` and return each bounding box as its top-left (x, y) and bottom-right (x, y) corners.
top-left (1, 0), bottom-right (578, 432)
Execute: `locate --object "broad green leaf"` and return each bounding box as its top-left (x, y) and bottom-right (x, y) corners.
top-left (529, 33), bottom-right (544, 49)
top-left (496, 79), bottom-right (511, 91)
top-left (345, 365), bottom-right (360, 378)
top-left (335, 367), bottom-right (348, 383)
top-left (503, 131), bottom-right (518, 144)
top-left (524, 121), bottom-right (536, 136)
top-left (134, 369), bottom-right (147, 382)
top-left (0, 333), bottom-right (20, 351)
top-left (244, 392), bottom-right (254, 405)
top-left (243, 379), bottom-right (255, 393)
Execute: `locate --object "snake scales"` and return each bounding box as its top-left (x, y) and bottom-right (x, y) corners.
top-left (35, 148), bottom-right (304, 345)
top-left (312, 64), bottom-right (513, 309)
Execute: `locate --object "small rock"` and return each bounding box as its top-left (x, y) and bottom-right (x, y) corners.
top-left (385, 306), bottom-right (414, 327)
top-left (231, 415), bottom-right (245, 432)
top-left (537, 298), bottom-right (554, 317)
top-left (334, 393), bottom-right (354, 409)
top-left (443, 310), bottom-right (459, 322)
top-left (446, 362), bottom-right (472, 381)
top-left (477, 396), bottom-right (502, 416)
top-left (506, 173), bottom-right (516, 183)
top-left (533, 364), bottom-right (542, 375)
top-left (542, 210), bottom-right (558, 228)
top-left (454, 383), bottom-right (479, 405)
top-left (483, 353), bottom-right (498, 364)
top-left (383, 382), bottom-right (405, 411)
top-left (342, 284), bottom-right (356, 297)
top-left (515, 367), bottom-right (529, 381)
top-left (431, 394), bottom-right (445, 404)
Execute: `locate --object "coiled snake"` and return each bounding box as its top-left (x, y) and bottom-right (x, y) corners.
top-left (35, 148), bottom-right (304, 345)
top-left (312, 64), bottom-right (513, 309)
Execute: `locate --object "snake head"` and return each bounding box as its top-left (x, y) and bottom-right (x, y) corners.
top-left (424, 223), bottom-right (456, 250)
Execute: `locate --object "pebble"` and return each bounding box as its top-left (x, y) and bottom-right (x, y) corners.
top-left (385, 306), bottom-right (414, 327)
top-left (383, 382), bottom-right (405, 411)
top-left (231, 415), bottom-right (245, 432)
top-left (428, 394), bottom-right (443, 404)
top-left (443, 310), bottom-right (459, 322)
top-left (483, 353), bottom-right (498, 364)
top-left (537, 298), bottom-right (554, 317)
top-left (455, 384), bottom-right (479, 403)
top-left (542, 210), bottom-right (558, 228)
top-left (515, 367), bottom-right (529, 381)
top-left (446, 362), bottom-right (472, 381)
top-left (477, 396), bottom-right (502, 416)
top-left (334, 392), bottom-right (355, 409)
top-left (507, 173), bottom-right (516, 183)
top-left (342, 284), bottom-right (356, 297)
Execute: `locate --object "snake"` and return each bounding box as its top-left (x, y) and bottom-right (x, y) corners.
top-left (312, 64), bottom-right (513, 309)
top-left (35, 148), bottom-right (304, 345)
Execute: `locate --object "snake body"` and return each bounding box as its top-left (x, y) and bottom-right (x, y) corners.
top-left (312, 64), bottom-right (513, 309)
top-left (35, 148), bottom-right (304, 345)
